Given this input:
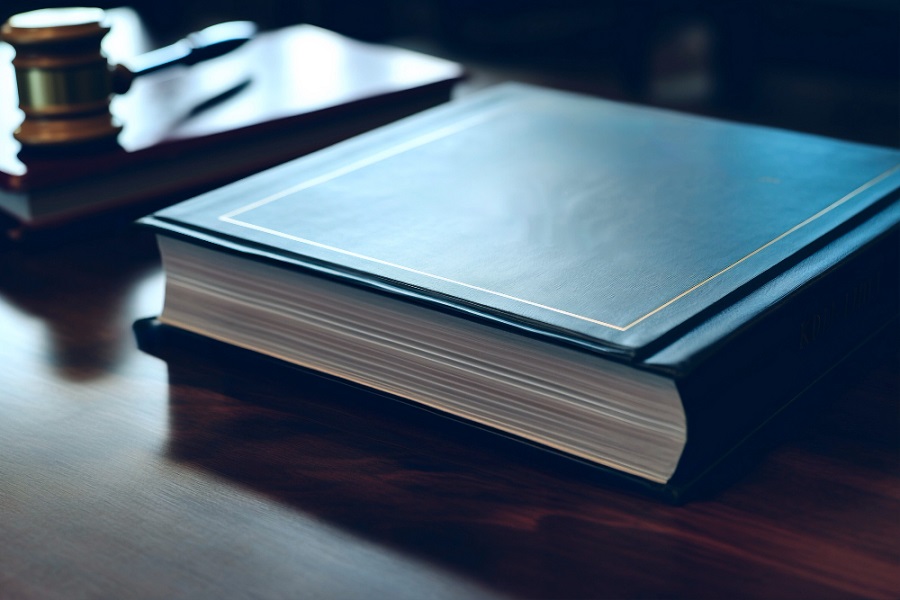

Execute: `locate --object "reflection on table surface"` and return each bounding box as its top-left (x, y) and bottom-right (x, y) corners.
top-left (0, 227), bottom-right (897, 599)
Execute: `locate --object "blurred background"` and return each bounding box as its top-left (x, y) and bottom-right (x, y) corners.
top-left (2, 0), bottom-right (898, 147)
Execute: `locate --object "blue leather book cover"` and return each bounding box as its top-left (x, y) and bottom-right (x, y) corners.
top-left (140, 83), bottom-right (900, 500)
top-left (143, 83), bottom-right (900, 364)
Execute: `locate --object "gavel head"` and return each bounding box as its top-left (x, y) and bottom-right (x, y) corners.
top-left (1, 7), bottom-right (121, 147)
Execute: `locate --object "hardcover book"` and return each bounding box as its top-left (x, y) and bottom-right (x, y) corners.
top-left (0, 22), bottom-right (462, 240)
top-left (138, 83), bottom-right (900, 501)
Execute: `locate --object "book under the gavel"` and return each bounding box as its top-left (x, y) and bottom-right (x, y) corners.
top-left (0, 20), bottom-right (463, 240)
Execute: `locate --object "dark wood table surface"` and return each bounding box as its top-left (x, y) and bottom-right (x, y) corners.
top-left (0, 9), bottom-right (898, 597)
top-left (0, 220), bottom-right (898, 599)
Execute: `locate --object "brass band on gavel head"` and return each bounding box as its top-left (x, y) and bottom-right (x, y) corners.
top-left (1, 7), bottom-right (121, 146)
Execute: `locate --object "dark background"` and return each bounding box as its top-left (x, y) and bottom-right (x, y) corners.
top-left (3, 0), bottom-right (898, 147)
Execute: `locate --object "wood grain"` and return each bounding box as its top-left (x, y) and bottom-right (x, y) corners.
top-left (0, 225), bottom-right (897, 600)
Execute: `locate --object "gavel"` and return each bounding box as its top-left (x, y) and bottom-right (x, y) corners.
top-left (1, 7), bottom-right (255, 147)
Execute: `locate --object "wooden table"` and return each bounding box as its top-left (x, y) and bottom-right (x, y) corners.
top-left (0, 222), bottom-right (897, 599)
top-left (0, 10), bottom-right (898, 595)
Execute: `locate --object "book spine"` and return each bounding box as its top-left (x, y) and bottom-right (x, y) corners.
top-left (670, 213), bottom-right (899, 490)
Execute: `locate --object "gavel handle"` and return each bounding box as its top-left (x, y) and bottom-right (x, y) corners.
top-left (112, 21), bottom-right (257, 93)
